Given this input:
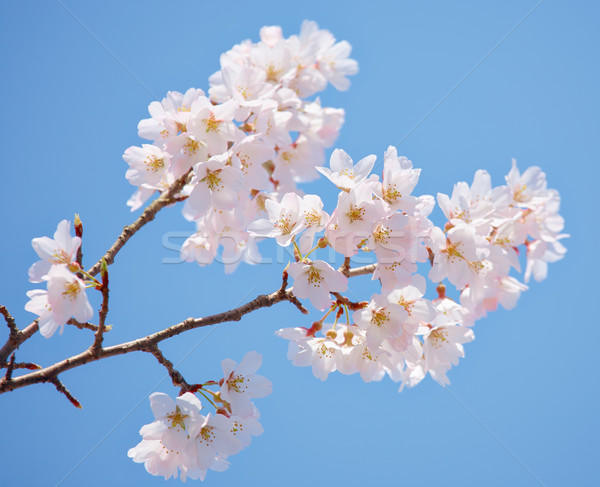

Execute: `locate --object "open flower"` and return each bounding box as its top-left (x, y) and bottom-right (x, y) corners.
top-left (288, 259), bottom-right (347, 310)
top-left (316, 148), bottom-right (375, 191)
top-left (247, 192), bottom-right (305, 246)
top-left (25, 265), bottom-right (93, 338)
top-left (220, 351), bottom-right (272, 417)
top-left (28, 220), bottom-right (81, 283)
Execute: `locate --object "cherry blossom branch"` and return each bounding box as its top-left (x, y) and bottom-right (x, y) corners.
top-left (67, 319), bottom-right (100, 332)
top-left (346, 263), bottom-right (377, 278)
top-left (50, 377), bottom-right (82, 409)
top-left (330, 292), bottom-right (367, 311)
top-left (0, 286), bottom-right (303, 397)
top-left (0, 361), bottom-right (41, 371)
top-left (0, 172), bottom-right (192, 365)
top-left (86, 168), bottom-right (192, 278)
top-left (339, 257), bottom-right (351, 277)
top-left (74, 214), bottom-right (84, 268)
top-left (0, 306), bottom-right (19, 350)
top-left (4, 353), bottom-right (15, 380)
top-left (145, 344), bottom-right (192, 394)
top-left (90, 260), bottom-right (109, 356)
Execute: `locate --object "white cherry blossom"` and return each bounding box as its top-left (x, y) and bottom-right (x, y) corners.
top-left (288, 259), bottom-right (347, 311)
top-left (220, 351), bottom-right (272, 417)
top-left (25, 265), bottom-right (93, 338)
top-left (28, 220), bottom-right (81, 283)
top-left (316, 148), bottom-right (376, 191)
top-left (247, 192), bottom-right (305, 246)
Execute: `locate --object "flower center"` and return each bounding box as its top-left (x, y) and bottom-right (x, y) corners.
top-left (199, 425), bottom-right (215, 445)
top-left (513, 184), bottom-right (528, 203)
top-left (373, 224), bottom-right (391, 244)
top-left (266, 64), bottom-right (282, 82)
top-left (184, 137), bottom-right (200, 155)
top-left (227, 374), bottom-right (248, 393)
top-left (346, 204), bottom-right (365, 223)
top-left (304, 210), bottom-right (321, 227)
top-left (165, 407), bottom-right (188, 431)
top-left (442, 241), bottom-right (463, 262)
top-left (275, 214), bottom-right (294, 234)
top-left (371, 308), bottom-right (389, 327)
top-left (62, 281), bottom-right (80, 301)
top-left (307, 266), bottom-right (323, 287)
top-left (204, 169), bottom-right (222, 191)
top-left (429, 329), bottom-right (448, 349)
top-left (145, 155), bottom-right (165, 173)
top-left (49, 249), bottom-right (71, 265)
top-left (383, 184), bottom-right (401, 203)
top-left (204, 113), bottom-right (222, 132)
top-left (397, 297), bottom-right (414, 315)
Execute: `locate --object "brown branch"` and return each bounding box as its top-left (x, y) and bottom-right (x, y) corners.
top-left (0, 286), bottom-right (303, 394)
top-left (90, 260), bottom-right (109, 356)
top-left (0, 318), bottom-right (38, 367)
top-left (145, 344), bottom-right (191, 393)
top-left (50, 377), bottom-right (82, 409)
top-left (346, 263), bottom-right (377, 278)
top-left (339, 257), bottom-right (351, 278)
top-left (86, 169), bottom-right (192, 277)
top-left (67, 319), bottom-right (100, 332)
top-left (0, 361), bottom-right (41, 370)
top-left (4, 353), bottom-right (15, 380)
top-left (331, 292), bottom-right (368, 311)
top-left (0, 173), bottom-right (191, 365)
top-left (0, 306), bottom-right (18, 340)
top-left (74, 214), bottom-right (84, 268)
top-left (286, 292), bottom-right (309, 314)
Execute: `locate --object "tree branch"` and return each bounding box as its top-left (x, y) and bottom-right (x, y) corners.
top-left (0, 306), bottom-right (18, 340)
top-left (0, 361), bottom-right (41, 371)
top-left (50, 377), bottom-right (82, 409)
top-left (346, 263), bottom-right (377, 278)
top-left (0, 172), bottom-right (191, 365)
top-left (67, 319), bottom-right (100, 332)
top-left (145, 344), bottom-right (191, 394)
top-left (86, 169), bottom-right (192, 277)
top-left (0, 286), bottom-right (302, 394)
top-left (90, 260), bottom-right (109, 356)
top-left (0, 319), bottom-right (37, 367)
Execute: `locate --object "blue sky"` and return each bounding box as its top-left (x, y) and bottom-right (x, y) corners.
top-left (0, 1), bottom-right (598, 486)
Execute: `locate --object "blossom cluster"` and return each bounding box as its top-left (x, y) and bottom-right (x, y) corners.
top-left (20, 20), bottom-right (567, 484)
top-left (123, 21), bottom-right (357, 273)
top-left (274, 150), bottom-right (567, 388)
top-left (128, 352), bottom-right (272, 481)
top-left (24, 219), bottom-right (94, 338)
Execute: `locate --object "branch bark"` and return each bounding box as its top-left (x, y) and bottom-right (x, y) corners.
top-left (0, 286), bottom-right (300, 395)
top-left (0, 171), bottom-right (191, 365)
top-left (346, 263), bottom-right (377, 278)
top-left (86, 169), bottom-right (191, 278)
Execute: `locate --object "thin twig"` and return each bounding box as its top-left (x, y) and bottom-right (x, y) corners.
top-left (0, 361), bottom-right (41, 370)
top-left (0, 173), bottom-right (191, 365)
top-left (67, 319), bottom-right (99, 332)
top-left (346, 263), bottom-right (377, 278)
top-left (50, 377), bottom-right (82, 409)
top-left (90, 260), bottom-right (109, 356)
top-left (74, 214), bottom-right (84, 268)
top-left (331, 292), bottom-right (368, 311)
top-left (0, 320), bottom-right (37, 366)
top-left (286, 292), bottom-right (309, 314)
top-left (0, 305), bottom-right (19, 342)
top-left (86, 169), bottom-right (192, 277)
top-left (339, 257), bottom-right (351, 278)
top-left (145, 344), bottom-right (191, 393)
top-left (4, 353), bottom-right (15, 380)
top-left (0, 286), bottom-right (305, 394)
